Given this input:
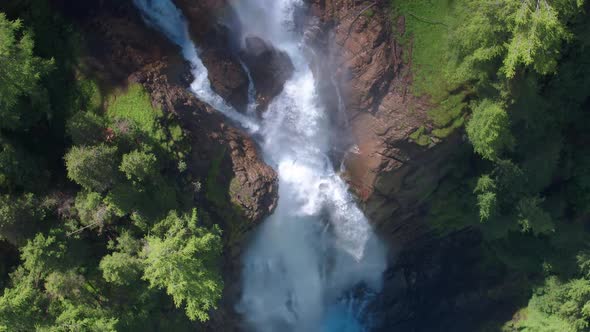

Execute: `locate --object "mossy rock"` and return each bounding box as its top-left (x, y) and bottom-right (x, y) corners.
top-left (410, 126), bottom-right (431, 146)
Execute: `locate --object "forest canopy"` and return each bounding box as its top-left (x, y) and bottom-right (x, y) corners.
top-left (395, 0), bottom-right (590, 330)
top-left (0, 2), bottom-right (223, 330)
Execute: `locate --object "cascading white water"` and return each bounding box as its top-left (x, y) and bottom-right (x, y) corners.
top-left (239, 60), bottom-right (259, 115)
top-left (232, 2), bottom-right (386, 331)
top-left (133, 1), bottom-right (387, 331)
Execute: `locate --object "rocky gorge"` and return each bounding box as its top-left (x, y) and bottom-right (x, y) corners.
top-left (49, 0), bottom-right (511, 331)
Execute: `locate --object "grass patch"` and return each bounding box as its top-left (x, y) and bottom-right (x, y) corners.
top-left (409, 126), bottom-right (431, 146)
top-left (106, 83), bottom-right (188, 160)
top-left (393, 0), bottom-right (458, 101)
top-left (392, 0), bottom-right (469, 137)
top-left (107, 83), bottom-right (163, 134)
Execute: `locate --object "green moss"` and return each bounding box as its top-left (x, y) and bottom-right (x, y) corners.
top-left (432, 116), bottom-right (465, 138)
top-left (203, 154), bottom-right (255, 250)
top-left (428, 92), bottom-right (467, 127)
top-left (229, 177), bottom-right (253, 207)
top-left (409, 126), bottom-right (431, 146)
top-left (107, 83), bottom-right (163, 134)
top-left (228, 177), bottom-right (240, 201)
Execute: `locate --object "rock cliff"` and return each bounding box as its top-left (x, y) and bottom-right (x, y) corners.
top-left (306, 0), bottom-right (460, 248)
top-left (69, 1), bottom-right (278, 226)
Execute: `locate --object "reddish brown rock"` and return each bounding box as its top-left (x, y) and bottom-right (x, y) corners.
top-left (306, 4), bottom-right (502, 330)
top-left (307, 0), bottom-right (461, 248)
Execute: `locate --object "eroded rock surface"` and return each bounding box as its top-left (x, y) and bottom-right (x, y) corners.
top-left (80, 2), bottom-right (277, 224)
top-left (307, 0), bottom-right (460, 248)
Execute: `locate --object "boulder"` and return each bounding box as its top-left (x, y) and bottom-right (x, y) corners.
top-left (240, 36), bottom-right (295, 113)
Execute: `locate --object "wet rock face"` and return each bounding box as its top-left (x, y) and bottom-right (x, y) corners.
top-left (240, 36), bottom-right (295, 112)
top-left (374, 229), bottom-right (517, 332)
top-left (223, 130), bottom-right (278, 222)
top-left (305, 0), bottom-right (459, 247)
top-left (199, 24), bottom-right (252, 114)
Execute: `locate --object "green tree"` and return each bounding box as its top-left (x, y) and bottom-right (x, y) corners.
top-left (526, 277), bottom-right (590, 332)
top-left (74, 191), bottom-right (116, 233)
top-left (44, 270), bottom-right (87, 302)
top-left (517, 196), bottom-right (554, 235)
top-left (474, 175), bottom-right (497, 221)
top-left (0, 280), bottom-right (48, 331)
top-left (501, 0), bottom-right (581, 78)
top-left (0, 138), bottom-right (46, 191)
top-left (0, 193), bottom-right (44, 245)
top-left (65, 144), bottom-right (119, 192)
top-left (142, 210), bottom-right (222, 322)
top-left (0, 231), bottom-right (66, 331)
top-left (66, 111), bottom-right (106, 146)
top-left (48, 302), bottom-right (118, 332)
top-left (450, 0), bottom-right (584, 83)
top-left (466, 100), bottom-right (514, 161)
top-left (100, 232), bottom-right (143, 286)
top-left (119, 150), bottom-right (158, 185)
top-left (0, 13), bottom-right (53, 130)
top-left (19, 232), bottom-right (66, 285)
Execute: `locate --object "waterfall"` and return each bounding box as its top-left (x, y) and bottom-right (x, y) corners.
top-left (132, 0), bottom-right (387, 331)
